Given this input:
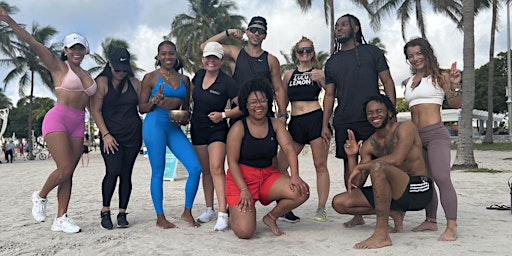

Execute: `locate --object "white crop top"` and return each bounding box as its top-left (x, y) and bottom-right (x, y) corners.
top-left (404, 75), bottom-right (445, 107)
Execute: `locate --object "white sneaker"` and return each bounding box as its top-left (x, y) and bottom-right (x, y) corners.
top-left (31, 191), bottom-right (47, 222)
top-left (214, 212), bottom-right (229, 231)
top-left (197, 208), bottom-right (217, 223)
top-left (51, 213), bottom-right (81, 233)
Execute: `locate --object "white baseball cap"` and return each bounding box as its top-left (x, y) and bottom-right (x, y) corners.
top-left (202, 42), bottom-right (223, 59)
top-left (62, 33), bottom-right (90, 54)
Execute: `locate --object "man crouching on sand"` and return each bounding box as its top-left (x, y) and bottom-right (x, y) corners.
top-left (332, 94), bottom-right (433, 249)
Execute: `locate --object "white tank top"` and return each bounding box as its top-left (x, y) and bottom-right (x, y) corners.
top-left (404, 75), bottom-right (445, 107)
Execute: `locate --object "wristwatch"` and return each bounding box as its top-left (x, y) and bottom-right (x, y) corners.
top-left (221, 112), bottom-right (226, 119)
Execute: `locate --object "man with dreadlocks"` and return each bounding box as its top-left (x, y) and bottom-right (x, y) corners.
top-left (321, 14), bottom-right (396, 228)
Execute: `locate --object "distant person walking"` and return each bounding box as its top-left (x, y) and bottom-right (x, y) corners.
top-left (81, 133), bottom-right (90, 167)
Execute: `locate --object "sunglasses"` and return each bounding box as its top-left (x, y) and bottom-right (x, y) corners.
top-left (296, 47), bottom-right (314, 54)
top-left (248, 27), bottom-right (267, 35)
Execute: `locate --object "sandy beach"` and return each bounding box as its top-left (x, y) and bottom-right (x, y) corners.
top-left (0, 147), bottom-right (511, 256)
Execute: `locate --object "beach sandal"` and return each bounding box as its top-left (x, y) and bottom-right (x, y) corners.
top-left (486, 204), bottom-right (511, 210)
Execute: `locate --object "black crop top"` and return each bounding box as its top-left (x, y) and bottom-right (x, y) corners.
top-left (239, 117), bottom-right (278, 168)
top-left (287, 68), bottom-right (321, 102)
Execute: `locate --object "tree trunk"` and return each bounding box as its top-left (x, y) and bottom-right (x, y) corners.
top-left (483, 0), bottom-right (498, 144)
top-left (27, 70), bottom-right (35, 160)
top-left (453, 0), bottom-right (478, 169)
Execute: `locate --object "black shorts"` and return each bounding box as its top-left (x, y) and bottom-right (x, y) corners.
top-left (361, 176), bottom-right (433, 211)
top-left (82, 145), bottom-right (89, 154)
top-left (191, 122), bottom-right (229, 145)
top-left (288, 109), bottom-right (329, 144)
top-left (333, 121), bottom-right (375, 159)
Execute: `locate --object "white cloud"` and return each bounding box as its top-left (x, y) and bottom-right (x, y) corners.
top-left (0, 0), bottom-right (503, 104)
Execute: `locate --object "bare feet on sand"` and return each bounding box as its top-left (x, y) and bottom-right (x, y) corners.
top-left (343, 215), bottom-right (365, 228)
top-left (389, 211), bottom-right (405, 233)
top-left (354, 233), bottom-right (392, 249)
top-left (263, 213), bottom-right (285, 236)
top-left (438, 220), bottom-right (457, 241)
top-left (412, 219), bottom-right (438, 232)
top-left (156, 214), bottom-right (177, 229)
top-left (181, 211), bottom-right (200, 227)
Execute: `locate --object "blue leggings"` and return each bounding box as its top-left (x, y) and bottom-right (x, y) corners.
top-left (143, 110), bottom-right (202, 214)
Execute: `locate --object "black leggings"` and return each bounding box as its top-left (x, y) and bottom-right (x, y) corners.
top-left (100, 141), bottom-right (140, 209)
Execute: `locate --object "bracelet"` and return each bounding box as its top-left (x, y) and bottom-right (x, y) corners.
top-left (279, 113), bottom-right (289, 119)
top-left (450, 87), bottom-right (462, 97)
top-left (225, 29), bottom-right (230, 37)
top-left (221, 112), bottom-right (226, 119)
top-left (240, 187), bottom-right (248, 191)
top-left (102, 132), bottom-right (110, 139)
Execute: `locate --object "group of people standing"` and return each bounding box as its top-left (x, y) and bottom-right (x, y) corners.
top-left (1, 7), bottom-right (462, 249)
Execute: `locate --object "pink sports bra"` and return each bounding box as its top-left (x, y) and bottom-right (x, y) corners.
top-left (55, 61), bottom-right (97, 96)
top-left (404, 75), bottom-right (444, 107)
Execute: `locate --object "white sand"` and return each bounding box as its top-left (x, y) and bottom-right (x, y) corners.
top-left (0, 148), bottom-right (511, 255)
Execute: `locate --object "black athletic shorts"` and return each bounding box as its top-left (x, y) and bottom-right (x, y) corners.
top-left (191, 122), bottom-right (229, 145)
top-left (361, 175), bottom-right (433, 211)
top-left (288, 109), bottom-right (330, 144)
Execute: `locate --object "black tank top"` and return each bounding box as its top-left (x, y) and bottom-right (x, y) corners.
top-left (239, 117), bottom-right (278, 168)
top-left (287, 68), bottom-right (321, 102)
top-left (230, 49), bottom-right (272, 126)
top-left (101, 77), bottom-right (142, 147)
top-left (232, 49), bottom-right (272, 87)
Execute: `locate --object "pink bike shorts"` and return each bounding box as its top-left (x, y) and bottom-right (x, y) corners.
top-left (42, 103), bottom-right (85, 137)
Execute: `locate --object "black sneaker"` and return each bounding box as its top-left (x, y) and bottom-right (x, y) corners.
top-left (117, 212), bottom-right (129, 228)
top-left (278, 211), bottom-right (301, 223)
top-left (100, 211), bottom-right (113, 230)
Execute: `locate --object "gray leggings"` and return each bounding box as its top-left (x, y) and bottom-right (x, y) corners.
top-left (419, 122), bottom-right (457, 220)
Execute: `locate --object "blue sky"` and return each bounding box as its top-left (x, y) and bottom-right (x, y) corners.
top-left (0, 0), bottom-right (504, 104)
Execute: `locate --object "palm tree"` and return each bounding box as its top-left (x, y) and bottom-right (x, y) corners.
top-left (352, 0), bottom-right (464, 41)
top-left (483, 0), bottom-right (498, 144)
top-left (170, 0), bottom-right (245, 73)
top-left (368, 37), bottom-right (387, 54)
top-left (481, 0), bottom-right (512, 143)
top-left (0, 88), bottom-right (12, 109)
top-left (453, 0), bottom-right (478, 169)
top-left (88, 37), bottom-right (144, 76)
top-left (0, 2), bottom-right (17, 56)
top-left (295, 0), bottom-right (336, 53)
top-left (2, 22), bottom-right (59, 159)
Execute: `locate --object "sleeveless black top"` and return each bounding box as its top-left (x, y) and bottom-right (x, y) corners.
top-left (232, 49), bottom-right (272, 87)
top-left (287, 68), bottom-right (321, 102)
top-left (101, 77), bottom-right (142, 147)
top-left (239, 117), bottom-right (278, 168)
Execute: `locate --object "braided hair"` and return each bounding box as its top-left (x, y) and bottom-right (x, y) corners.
top-left (333, 14), bottom-right (367, 66)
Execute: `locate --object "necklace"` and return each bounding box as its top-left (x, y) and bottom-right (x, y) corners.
top-left (158, 68), bottom-right (178, 88)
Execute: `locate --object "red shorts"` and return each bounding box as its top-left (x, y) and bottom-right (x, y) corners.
top-left (225, 164), bottom-right (283, 207)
